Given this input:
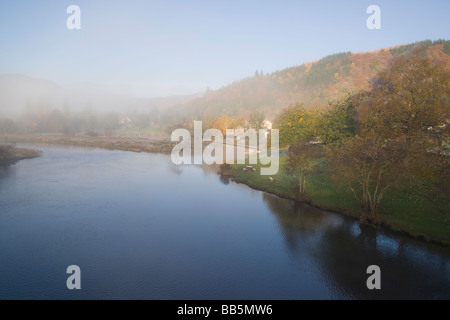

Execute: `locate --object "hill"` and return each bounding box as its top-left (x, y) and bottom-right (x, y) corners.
top-left (185, 40), bottom-right (450, 121)
top-left (0, 74), bottom-right (63, 118)
top-left (0, 74), bottom-right (199, 119)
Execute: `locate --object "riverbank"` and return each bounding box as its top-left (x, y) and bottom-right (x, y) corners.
top-left (221, 156), bottom-right (450, 246)
top-left (4, 134), bottom-right (175, 154)
top-left (4, 135), bottom-right (449, 246)
top-left (0, 145), bottom-right (41, 167)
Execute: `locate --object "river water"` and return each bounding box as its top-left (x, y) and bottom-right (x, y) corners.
top-left (0, 145), bottom-right (449, 299)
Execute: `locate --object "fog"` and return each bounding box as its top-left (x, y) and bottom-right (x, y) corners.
top-left (0, 74), bottom-right (203, 118)
top-left (0, 74), bottom-right (205, 136)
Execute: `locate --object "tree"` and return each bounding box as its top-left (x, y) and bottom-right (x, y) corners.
top-left (330, 48), bottom-right (450, 224)
top-left (358, 46), bottom-right (450, 145)
top-left (213, 115), bottom-right (232, 134)
top-left (319, 93), bottom-right (360, 146)
top-left (100, 112), bottom-right (121, 135)
top-left (358, 47), bottom-right (450, 193)
top-left (48, 109), bottom-right (66, 133)
top-left (133, 112), bottom-right (150, 129)
top-left (82, 106), bottom-right (97, 135)
top-left (248, 111), bottom-right (266, 130)
top-left (286, 142), bottom-right (322, 196)
top-left (0, 142), bottom-right (15, 166)
top-left (275, 105), bottom-right (320, 148)
top-left (331, 135), bottom-right (410, 223)
top-left (200, 116), bottom-right (216, 133)
top-left (231, 117), bottom-right (246, 129)
top-left (0, 118), bottom-right (18, 135)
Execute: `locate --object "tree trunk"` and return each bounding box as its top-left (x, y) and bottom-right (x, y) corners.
top-left (360, 210), bottom-right (375, 224)
top-left (298, 171), bottom-right (308, 195)
top-left (360, 191), bottom-right (382, 225)
top-left (299, 174), bottom-right (304, 194)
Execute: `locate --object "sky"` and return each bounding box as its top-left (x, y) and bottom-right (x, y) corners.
top-left (0, 0), bottom-right (449, 97)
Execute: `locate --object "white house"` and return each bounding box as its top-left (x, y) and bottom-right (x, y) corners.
top-left (262, 120), bottom-right (273, 130)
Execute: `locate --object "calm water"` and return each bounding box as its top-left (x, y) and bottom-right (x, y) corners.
top-left (0, 145), bottom-right (449, 300)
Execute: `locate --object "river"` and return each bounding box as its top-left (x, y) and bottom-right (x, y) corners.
top-left (0, 145), bottom-right (449, 299)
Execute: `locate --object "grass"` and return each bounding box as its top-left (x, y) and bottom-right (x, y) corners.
top-left (379, 184), bottom-right (450, 244)
top-left (222, 156), bottom-right (296, 198)
top-left (223, 155), bottom-right (450, 245)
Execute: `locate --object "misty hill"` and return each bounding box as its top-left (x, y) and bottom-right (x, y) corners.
top-left (0, 75), bottom-right (64, 118)
top-left (186, 40), bottom-right (450, 121)
top-left (0, 74), bottom-right (200, 119)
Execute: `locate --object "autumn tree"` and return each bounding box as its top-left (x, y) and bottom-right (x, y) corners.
top-left (275, 104), bottom-right (320, 148)
top-left (358, 46), bottom-right (450, 195)
top-left (331, 47), bottom-right (450, 223)
top-left (358, 46), bottom-right (450, 146)
top-left (213, 115), bottom-right (232, 134)
top-left (231, 117), bottom-right (246, 129)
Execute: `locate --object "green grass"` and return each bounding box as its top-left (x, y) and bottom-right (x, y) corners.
top-left (223, 155), bottom-right (450, 245)
top-left (378, 184), bottom-right (450, 244)
top-left (223, 156), bottom-right (296, 197)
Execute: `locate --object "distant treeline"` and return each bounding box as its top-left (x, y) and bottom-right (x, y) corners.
top-left (0, 106), bottom-right (173, 136)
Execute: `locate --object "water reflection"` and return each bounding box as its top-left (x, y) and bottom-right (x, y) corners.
top-left (168, 163), bottom-right (183, 175)
top-left (263, 193), bottom-right (450, 299)
top-left (0, 165), bottom-right (12, 179)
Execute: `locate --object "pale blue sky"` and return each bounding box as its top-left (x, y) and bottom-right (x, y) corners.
top-left (0, 0), bottom-right (449, 96)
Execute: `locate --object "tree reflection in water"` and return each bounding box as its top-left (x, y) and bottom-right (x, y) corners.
top-left (263, 193), bottom-right (450, 299)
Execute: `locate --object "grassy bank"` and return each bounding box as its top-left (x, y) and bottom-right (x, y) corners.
top-left (221, 155), bottom-right (450, 246)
